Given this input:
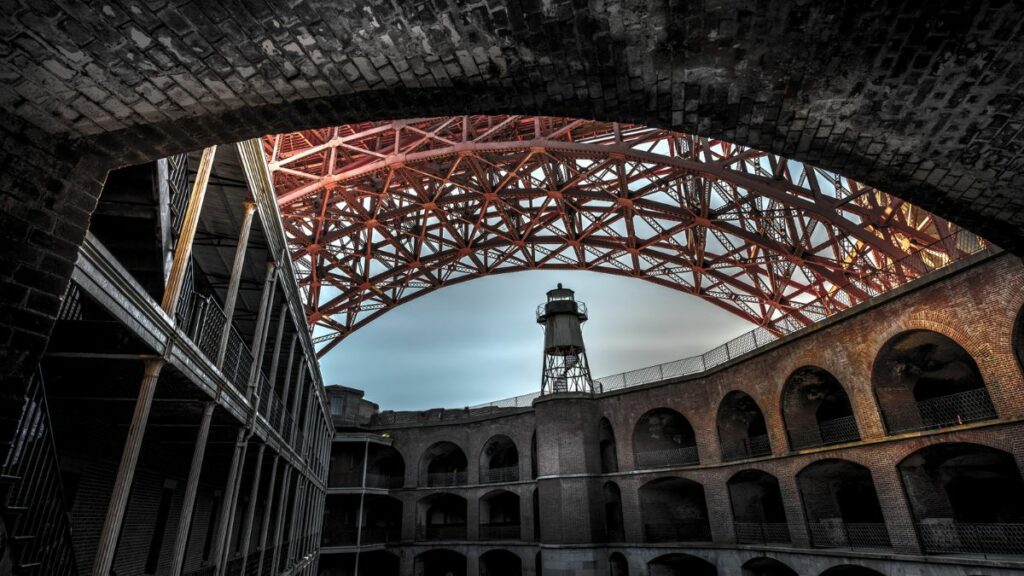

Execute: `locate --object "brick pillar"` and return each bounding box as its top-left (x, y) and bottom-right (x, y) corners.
top-left (703, 473), bottom-right (735, 544)
top-left (872, 464), bottom-right (922, 554)
top-left (466, 492), bottom-right (479, 541)
top-left (776, 467), bottom-right (810, 548)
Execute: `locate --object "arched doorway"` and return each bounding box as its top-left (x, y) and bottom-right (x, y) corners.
top-left (362, 495), bottom-right (403, 544)
top-left (873, 330), bottom-right (995, 433)
top-left (639, 477), bottom-right (711, 542)
top-left (480, 549), bottom-right (522, 576)
top-left (366, 444), bottom-right (405, 488)
top-left (599, 417), bottom-right (619, 473)
top-left (420, 441), bottom-right (468, 487)
top-left (479, 489), bottom-right (522, 540)
top-left (608, 552), bottom-right (629, 576)
top-left (415, 549), bottom-right (466, 576)
top-left (416, 493), bottom-right (467, 540)
top-left (727, 470), bottom-right (790, 544)
top-left (741, 557), bottom-right (798, 576)
top-left (633, 408), bottom-right (699, 468)
top-left (647, 553), bottom-right (717, 576)
top-left (898, 442), bottom-right (1024, 555)
top-left (603, 481), bottom-right (625, 542)
top-left (796, 459), bottom-right (889, 549)
top-left (480, 434), bottom-right (520, 483)
top-left (782, 367), bottom-right (860, 449)
top-left (717, 391), bottom-right (771, 461)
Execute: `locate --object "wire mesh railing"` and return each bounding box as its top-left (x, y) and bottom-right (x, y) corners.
top-left (644, 521), bottom-right (713, 543)
top-left (0, 370), bottom-right (79, 576)
top-left (807, 521), bottom-right (890, 549)
top-left (786, 415), bottom-right (861, 450)
top-left (884, 388), bottom-right (998, 434)
top-left (635, 445), bottom-right (700, 469)
top-left (419, 523), bottom-right (467, 541)
top-left (426, 470), bottom-right (468, 487)
top-left (734, 522), bottom-right (792, 544)
top-left (720, 434), bottom-right (772, 461)
top-left (917, 521), bottom-right (1024, 556)
top-left (481, 465), bottom-right (520, 484)
top-left (448, 230), bottom-right (992, 414)
top-left (479, 523), bottom-right (522, 540)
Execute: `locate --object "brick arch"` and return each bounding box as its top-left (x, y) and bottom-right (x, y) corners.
top-left (778, 365), bottom-right (862, 450)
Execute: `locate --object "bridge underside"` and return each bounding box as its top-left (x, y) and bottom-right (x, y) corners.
top-left (264, 116), bottom-right (985, 356)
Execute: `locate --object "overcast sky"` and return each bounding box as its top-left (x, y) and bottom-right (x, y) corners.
top-left (319, 270), bottom-right (753, 411)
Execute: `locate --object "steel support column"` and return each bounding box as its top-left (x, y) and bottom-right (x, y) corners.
top-left (238, 443), bottom-right (266, 573)
top-left (254, 455), bottom-right (280, 576)
top-left (218, 202), bottom-right (257, 367)
top-left (168, 400), bottom-right (216, 575)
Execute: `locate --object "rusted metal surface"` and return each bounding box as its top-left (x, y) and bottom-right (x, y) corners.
top-left (264, 116), bottom-right (985, 357)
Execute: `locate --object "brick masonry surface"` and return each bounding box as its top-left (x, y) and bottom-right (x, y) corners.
top-left (324, 252), bottom-right (1024, 575)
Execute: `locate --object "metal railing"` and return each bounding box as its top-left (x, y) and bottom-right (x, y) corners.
top-left (366, 472), bottom-right (404, 489)
top-left (1, 370), bottom-right (79, 576)
top-left (426, 470), bottom-right (468, 487)
top-left (807, 521), bottom-right (890, 549)
top-left (482, 465), bottom-right (520, 484)
top-left (734, 522), bottom-right (792, 544)
top-left (480, 523), bottom-right (521, 540)
top-left (419, 523), bottom-right (467, 541)
top-left (454, 230), bottom-right (990, 412)
top-left (787, 415), bottom-right (860, 450)
top-left (884, 388), bottom-right (998, 434)
top-left (721, 434), bottom-right (771, 461)
top-left (635, 445), bottom-right (699, 469)
top-left (644, 521), bottom-right (713, 543)
top-left (362, 526), bottom-right (402, 544)
top-left (917, 521), bottom-right (1024, 556)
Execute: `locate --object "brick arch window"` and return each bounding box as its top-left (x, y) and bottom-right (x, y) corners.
top-left (741, 557), bottom-right (798, 576)
top-left (646, 553), bottom-right (717, 576)
top-left (898, 442), bottom-right (1024, 555)
top-left (796, 459), bottom-right (889, 550)
top-left (819, 566), bottom-right (885, 576)
top-left (419, 441), bottom-right (467, 487)
top-left (717, 391), bottom-right (771, 461)
top-left (638, 477), bottom-right (711, 543)
top-left (609, 552), bottom-right (629, 576)
top-left (727, 470), bottom-right (790, 545)
top-left (781, 366), bottom-right (860, 450)
top-left (1014, 304), bottom-right (1024, 377)
top-left (872, 330), bottom-right (995, 434)
top-left (633, 408), bottom-right (699, 469)
top-left (479, 434), bottom-right (519, 484)
top-left (415, 548), bottom-right (466, 576)
top-left (479, 489), bottom-right (521, 541)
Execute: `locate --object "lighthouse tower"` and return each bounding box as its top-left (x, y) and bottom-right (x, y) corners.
top-left (536, 284), bottom-right (594, 394)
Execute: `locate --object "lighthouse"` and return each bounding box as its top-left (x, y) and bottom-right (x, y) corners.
top-left (536, 284), bottom-right (594, 394)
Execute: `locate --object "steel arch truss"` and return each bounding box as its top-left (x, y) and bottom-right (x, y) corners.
top-left (264, 116), bottom-right (979, 357)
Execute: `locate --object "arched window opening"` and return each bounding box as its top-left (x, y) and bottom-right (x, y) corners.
top-left (415, 549), bottom-right (466, 576)
top-left (480, 435), bottom-right (520, 484)
top-left (599, 417), bottom-right (619, 473)
top-left (819, 566), bottom-right (885, 576)
top-left (366, 444), bottom-right (405, 488)
top-left (609, 552), bottom-right (629, 576)
top-left (728, 470), bottom-right (790, 544)
top-left (531, 431), bottom-right (538, 479)
top-left (420, 441), bottom-right (467, 487)
top-left (873, 330), bottom-right (995, 433)
top-left (796, 459), bottom-right (889, 550)
top-left (480, 490), bottom-right (521, 540)
top-left (741, 557), bottom-right (797, 576)
top-left (1015, 305), bottom-right (1024, 376)
top-left (898, 442), bottom-right (1024, 555)
top-left (717, 391), bottom-right (771, 461)
top-left (362, 495), bottom-right (403, 544)
top-left (603, 481), bottom-right (625, 542)
top-left (480, 549), bottom-right (522, 576)
top-left (532, 488), bottom-right (541, 542)
top-left (319, 550), bottom-right (400, 576)
top-left (647, 553), bottom-right (717, 576)
top-left (782, 367), bottom-right (860, 449)
top-left (639, 477), bottom-right (711, 543)
top-left (633, 408), bottom-right (699, 469)
top-left (417, 493), bottom-right (467, 541)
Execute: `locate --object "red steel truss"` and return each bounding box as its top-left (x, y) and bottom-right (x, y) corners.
top-left (263, 116), bottom-right (979, 357)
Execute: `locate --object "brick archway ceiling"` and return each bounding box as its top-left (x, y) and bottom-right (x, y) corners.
top-left (264, 116), bottom-right (981, 357)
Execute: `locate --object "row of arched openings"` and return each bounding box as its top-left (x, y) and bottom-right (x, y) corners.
top-left (321, 549), bottom-right (890, 576)
top-left (614, 443), bottom-right (1024, 555)
top-left (615, 329), bottom-right (1001, 470)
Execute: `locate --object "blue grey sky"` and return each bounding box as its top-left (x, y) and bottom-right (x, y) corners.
top-left (319, 271), bottom-right (754, 411)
